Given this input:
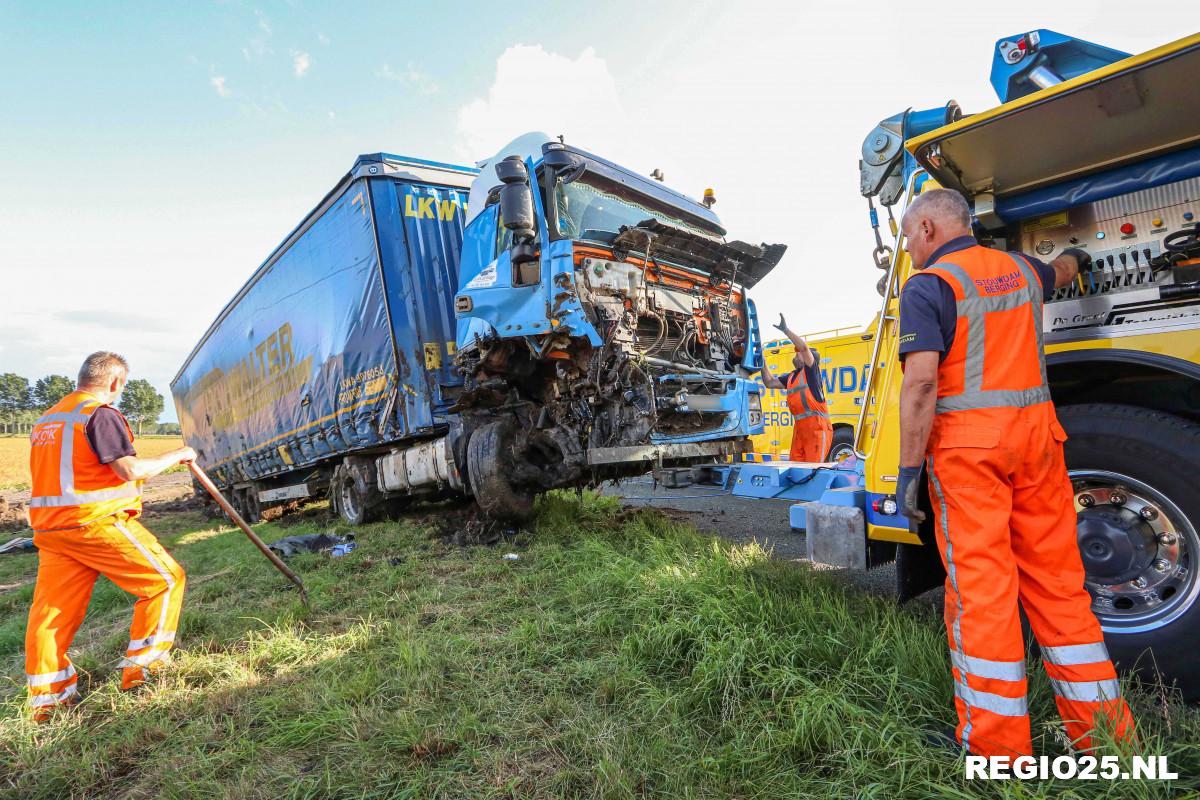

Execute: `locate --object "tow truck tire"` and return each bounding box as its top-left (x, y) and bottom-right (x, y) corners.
top-left (1057, 403), bottom-right (1200, 701)
top-left (827, 426), bottom-right (855, 462)
top-left (467, 420), bottom-right (534, 521)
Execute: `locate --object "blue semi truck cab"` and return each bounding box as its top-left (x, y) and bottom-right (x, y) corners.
top-left (450, 134), bottom-right (785, 517)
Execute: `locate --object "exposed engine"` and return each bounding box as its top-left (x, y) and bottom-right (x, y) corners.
top-left (454, 220), bottom-right (784, 498)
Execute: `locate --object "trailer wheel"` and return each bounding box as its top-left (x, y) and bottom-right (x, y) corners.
top-left (242, 486), bottom-right (262, 524)
top-left (226, 489), bottom-right (247, 523)
top-left (827, 427), bottom-right (855, 462)
top-left (1058, 403), bottom-right (1200, 701)
top-left (467, 420), bottom-right (534, 521)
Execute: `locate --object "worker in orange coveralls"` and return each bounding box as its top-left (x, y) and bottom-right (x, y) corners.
top-left (895, 188), bottom-right (1136, 757)
top-left (25, 351), bottom-right (196, 720)
top-left (759, 315), bottom-right (834, 462)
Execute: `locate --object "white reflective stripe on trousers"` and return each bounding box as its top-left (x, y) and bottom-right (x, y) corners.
top-left (927, 455), bottom-right (974, 750)
top-left (950, 651), bottom-right (1026, 682)
top-left (27, 683), bottom-right (80, 707)
top-left (1041, 642), bottom-right (1111, 666)
top-left (954, 683), bottom-right (1029, 717)
top-left (119, 649), bottom-right (174, 669)
top-left (26, 663), bottom-right (77, 687)
top-left (1049, 677), bottom-right (1123, 703)
top-left (129, 631), bottom-right (176, 651)
top-left (113, 520), bottom-right (176, 665)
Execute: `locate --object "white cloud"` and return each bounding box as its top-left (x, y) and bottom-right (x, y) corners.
top-left (317, 32), bottom-right (330, 46)
top-left (292, 50), bottom-right (311, 78)
top-left (328, 110), bottom-right (335, 120)
top-left (210, 74), bottom-right (230, 97)
top-left (376, 62), bottom-right (439, 95)
top-left (455, 45), bottom-right (627, 162)
top-left (255, 9), bottom-right (271, 36)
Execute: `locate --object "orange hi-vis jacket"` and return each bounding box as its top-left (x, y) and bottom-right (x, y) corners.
top-left (918, 244), bottom-right (1134, 757)
top-left (785, 365), bottom-right (832, 462)
top-left (29, 390), bottom-right (142, 532)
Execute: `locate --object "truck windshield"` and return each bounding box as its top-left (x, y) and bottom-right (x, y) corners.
top-left (554, 176), bottom-right (718, 242)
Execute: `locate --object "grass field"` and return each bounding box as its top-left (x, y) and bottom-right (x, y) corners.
top-left (0, 436), bottom-right (184, 490)
top-left (0, 494), bottom-right (1196, 799)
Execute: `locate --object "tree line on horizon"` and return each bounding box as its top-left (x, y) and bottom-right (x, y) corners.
top-left (0, 372), bottom-right (178, 436)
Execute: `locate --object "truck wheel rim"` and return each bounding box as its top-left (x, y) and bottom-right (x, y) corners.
top-left (1071, 469), bottom-right (1199, 634)
top-left (339, 478), bottom-right (361, 521)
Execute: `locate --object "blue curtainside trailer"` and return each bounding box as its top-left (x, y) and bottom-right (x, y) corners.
top-left (171, 153), bottom-right (477, 521)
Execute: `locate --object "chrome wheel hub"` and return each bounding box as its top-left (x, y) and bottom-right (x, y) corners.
top-left (1072, 470), bottom-right (1197, 634)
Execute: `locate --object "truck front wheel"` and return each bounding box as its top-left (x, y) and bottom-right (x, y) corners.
top-left (332, 465), bottom-right (377, 526)
top-left (467, 420), bottom-right (534, 521)
top-left (1058, 403), bottom-right (1200, 701)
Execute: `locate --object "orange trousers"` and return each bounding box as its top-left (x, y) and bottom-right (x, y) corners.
top-left (25, 513), bottom-right (186, 715)
top-left (789, 415), bottom-right (833, 462)
top-left (925, 408), bottom-right (1135, 757)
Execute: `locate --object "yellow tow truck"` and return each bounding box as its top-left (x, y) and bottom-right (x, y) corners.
top-left (746, 321), bottom-right (876, 462)
top-left (744, 30), bottom-right (1200, 700)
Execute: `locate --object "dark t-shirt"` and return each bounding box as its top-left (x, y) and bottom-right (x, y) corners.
top-left (85, 406), bottom-right (137, 464)
top-left (786, 348), bottom-right (825, 404)
top-left (898, 237), bottom-right (1057, 361)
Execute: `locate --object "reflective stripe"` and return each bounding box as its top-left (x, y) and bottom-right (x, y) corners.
top-left (931, 254), bottom-right (1050, 415)
top-left (34, 412), bottom-right (90, 426)
top-left (113, 521), bottom-right (176, 657)
top-left (120, 649), bottom-right (173, 669)
top-left (950, 651), bottom-right (1026, 682)
top-left (928, 455), bottom-right (972, 750)
top-left (954, 683), bottom-right (1028, 717)
top-left (935, 386), bottom-right (1052, 414)
top-left (28, 683), bottom-right (79, 708)
top-left (1041, 641), bottom-right (1111, 667)
top-left (129, 631), bottom-right (176, 652)
top-left (1050, 677), bottom-right (1122, 703)
top-left (792, 411), bottom-right (829, 421)
top-left (29, 483), bottom-right (141, 508)
top-left (27, 664), bottom-right (77, 687)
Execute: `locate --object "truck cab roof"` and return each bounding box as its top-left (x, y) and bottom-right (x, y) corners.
top-left (467, 132), bottom-right (726, 236)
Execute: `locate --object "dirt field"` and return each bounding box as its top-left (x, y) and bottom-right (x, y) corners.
top-left (0, 435), bottom-right (184, 490)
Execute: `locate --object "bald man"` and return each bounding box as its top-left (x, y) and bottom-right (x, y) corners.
top-left (896, 188), bottom-right (1134, 758)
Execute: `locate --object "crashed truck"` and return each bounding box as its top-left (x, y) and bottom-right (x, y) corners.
top-left (171, 134), bottom-right (784, 523)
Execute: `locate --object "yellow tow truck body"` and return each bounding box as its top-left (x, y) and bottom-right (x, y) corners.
top-left (851, 31), bottom-right (1200, 698)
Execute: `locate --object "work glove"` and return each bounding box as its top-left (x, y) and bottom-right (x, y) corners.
top-left (897, 465), bottom-right (926, 526)
top-left (1060, 247), bottom-right (1093, 272)
top-left (774, 313), bottom-right (788, 333)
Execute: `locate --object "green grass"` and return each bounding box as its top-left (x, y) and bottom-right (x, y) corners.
top-left (0, 494), bottom-right (1196, 799)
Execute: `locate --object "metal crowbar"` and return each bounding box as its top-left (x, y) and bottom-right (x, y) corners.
top-left (187, 462), bottom-right (310, 608)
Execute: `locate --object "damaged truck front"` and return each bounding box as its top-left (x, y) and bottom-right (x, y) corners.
top-left (452, 136), bottom-right (786, 518)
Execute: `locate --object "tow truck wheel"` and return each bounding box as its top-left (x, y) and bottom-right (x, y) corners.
top-left (827, 427), bottom-right (856, 462)
top-left (467, 420), bottom-right (534, 521)
top-left (1058, 403), bottom-right (1200, 701)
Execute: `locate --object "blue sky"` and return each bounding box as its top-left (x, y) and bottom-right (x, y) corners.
top-left (1, 1), bottom-right (1191, 421)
